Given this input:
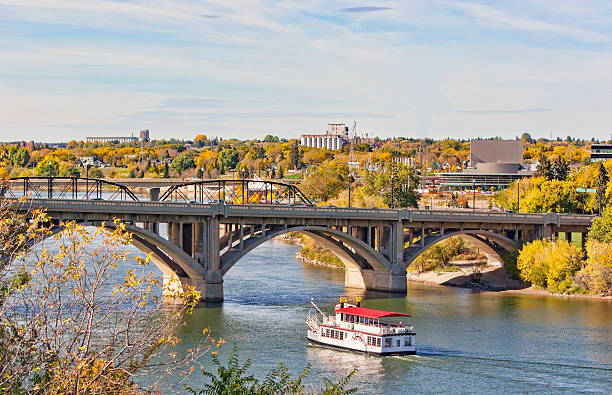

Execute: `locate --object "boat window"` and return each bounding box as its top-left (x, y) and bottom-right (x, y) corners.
top-left (376, 337), bottom-right (381, 347)
top-left (341, 313), bottom-right (344, 321)
top-left (384, 337), bottom-right (392, 348)
top-left (340, 331), bottom-right (344, 340)
top-left (405, 336), bottom-right (412, 346)
top-left (367, 336), bottom-right (371, 345)
top-left (396, 339), bottom-right (401, 347)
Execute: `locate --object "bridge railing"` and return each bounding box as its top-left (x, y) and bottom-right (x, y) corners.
top-left (411, 209), bottom-right (594, 225)
top-left (10, 198), bottom-right (594, 225)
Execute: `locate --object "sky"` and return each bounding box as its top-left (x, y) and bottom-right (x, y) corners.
top-left (1, 0), bottom-right (612, 142)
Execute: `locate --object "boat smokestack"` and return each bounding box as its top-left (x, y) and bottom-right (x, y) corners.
top-left (356, 297), bottom-right (361, 307)
top-left (340, 297), bottom-right (345, 308)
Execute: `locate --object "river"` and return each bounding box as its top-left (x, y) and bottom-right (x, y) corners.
top-left (155, 239), bottom-right (611, 394)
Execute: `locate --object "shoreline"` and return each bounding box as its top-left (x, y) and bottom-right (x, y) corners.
top-left (276, 236), bottom-right (612, 301)
top-left (407, 266), bottom-right (612, 301)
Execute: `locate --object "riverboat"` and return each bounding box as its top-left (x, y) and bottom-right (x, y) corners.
top-left (307, 297), bottom-right (416, 355)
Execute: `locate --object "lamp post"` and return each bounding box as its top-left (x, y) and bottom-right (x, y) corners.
top-left (517, 179), bottom-right (520, 212)
top-left (348, 174), bottom-right (351, 208)
top-left (391, 174), bottom-right (396, 208)
top-left (472, 179), bottom-right (475, 212)
top-left (85, 164), bottom-right (90, 200)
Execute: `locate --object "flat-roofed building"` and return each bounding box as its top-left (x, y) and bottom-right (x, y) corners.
top-left (440, 139), bottom-right (532, 190)
top-left (590, 144), bottom-right (612, 162)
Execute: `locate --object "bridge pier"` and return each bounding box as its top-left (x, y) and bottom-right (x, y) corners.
top-left (345, 267), bottom-right (407, 293)
top-left (204, 216), bottom-right (223, 302)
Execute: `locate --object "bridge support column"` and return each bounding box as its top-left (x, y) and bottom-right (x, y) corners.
top-left (345, 267), bottom-right (407, 293)
top-left (193, 222), bottom-right (204, 264)
top-left (171, 222), bottom-right (180, 246)
top-left (203, 217), bottom-right (223, 302)
top-left (166, 222), bottom-right (173, 242)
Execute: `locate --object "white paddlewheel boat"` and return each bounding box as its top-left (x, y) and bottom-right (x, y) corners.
top-left (307, 297), bottom-right (416, 355)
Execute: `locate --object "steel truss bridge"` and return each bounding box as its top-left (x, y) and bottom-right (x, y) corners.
top-left (1, 177), bottom-right (313, 206)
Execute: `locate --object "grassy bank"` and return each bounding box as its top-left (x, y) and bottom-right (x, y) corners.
top-left (283, 232), bottom-right (344, 270)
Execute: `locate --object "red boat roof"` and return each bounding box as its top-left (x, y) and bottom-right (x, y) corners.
top-left (334, 306), bottom-right (411, 319)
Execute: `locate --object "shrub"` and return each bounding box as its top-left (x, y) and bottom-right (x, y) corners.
top-left (517, 239), bottom-right (583, 292)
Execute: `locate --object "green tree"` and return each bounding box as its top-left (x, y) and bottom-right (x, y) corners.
top-left (551, 157), bottom-right (569, 180)
top-left (263, 134), bottom-right (280, 143)
top-left (594, 161), bottom-right (609, 213)
top-left (162, 163), bottom-right (169, 178)
top-left (59, 164), bottom-right (81, 177)
top-left (34, 156), bottom-right (60, 177)
top-left (217, 148), bottom-right (239, 173)
top-left (535, 153), bottom-right (554, 179)
top-left (364, 165), bottom-right (420, 208)
top-left (289, 142), bottom-right (301, 170)
top-left (9, 147), bottom-right (30, 167)
top-left (88, 167), bottom-right (104, 178)
top-left (171, 154), bottom-right (196, 177)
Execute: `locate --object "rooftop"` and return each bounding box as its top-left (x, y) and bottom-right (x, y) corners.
top-left (334, 306), bottom-right (411, 319)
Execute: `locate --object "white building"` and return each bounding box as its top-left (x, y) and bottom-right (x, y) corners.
top-left (300, 123), bottom-right (349, 150)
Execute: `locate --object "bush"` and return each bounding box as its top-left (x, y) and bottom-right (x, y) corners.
top-left (516, 239), bottom-right (583, 292)
top-left (573, 240), bottom-right (612, 295)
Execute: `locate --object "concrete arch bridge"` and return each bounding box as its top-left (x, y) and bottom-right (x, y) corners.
top-left (12, 197), bottom-right (593, 302)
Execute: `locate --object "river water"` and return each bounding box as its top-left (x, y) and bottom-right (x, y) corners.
top-left (160, 239), bottom-right (611, 394)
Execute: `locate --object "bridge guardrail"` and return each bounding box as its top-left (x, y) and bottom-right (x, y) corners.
top-left (11, 199), bottom-right (594, 225)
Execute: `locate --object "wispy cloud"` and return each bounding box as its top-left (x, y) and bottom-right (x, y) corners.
top-left (339, 6), bottom-right (391, 13)
top-left (453, 2), bottom-right (609, 43)
top-left (163, 98), bottom-right (232, 108)
top-left (456, 108), bottom-right (553, 115)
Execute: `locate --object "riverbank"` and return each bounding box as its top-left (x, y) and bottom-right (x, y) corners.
top-left (407, 262), bottom-right (525, 291)
top-left (276, 234), bottom-right (345, 270)
top-left (407, 262), bottom-right (612, 300)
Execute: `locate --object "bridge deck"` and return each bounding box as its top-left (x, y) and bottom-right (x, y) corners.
top-left (13, 198), bottom-right (594, 226)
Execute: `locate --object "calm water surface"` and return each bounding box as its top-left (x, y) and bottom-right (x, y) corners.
top-left (163, 239), bottom-right (612, 394)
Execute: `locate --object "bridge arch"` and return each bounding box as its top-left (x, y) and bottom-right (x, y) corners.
top-left (3, 177), bottom-right (139, 201)
top-left (37, 221), bottom-right (205, 299)
top-left (219, 225), bottom-right (403, 293)
top-left (158, 179), bottom-right (313, 206)
top-left (404, 229), bottom-right (518, 268)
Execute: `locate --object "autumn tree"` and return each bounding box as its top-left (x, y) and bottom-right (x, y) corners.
top-left (301, 161), bottom-right (348, 202)
top-left (0, 199), bottom-right (212, 392)
top-left (34, 155), bottom-right (60, 177)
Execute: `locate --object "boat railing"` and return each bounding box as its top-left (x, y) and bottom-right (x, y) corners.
top-left (306, 311), bottom-right (321, 332)
top-left (380, 325), bottom-right (414, 335)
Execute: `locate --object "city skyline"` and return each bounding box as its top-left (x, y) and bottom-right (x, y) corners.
top-left (2, 1), bottom-right (612, 141)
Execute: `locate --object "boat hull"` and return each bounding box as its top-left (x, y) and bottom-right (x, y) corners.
top-left (307, 337), bottom-right (416, 355)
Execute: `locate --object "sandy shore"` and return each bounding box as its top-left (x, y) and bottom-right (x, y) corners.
top-left (407, 262), bottom-right (612, 300)
top-left (406, 262), bottom-right (525, 291)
